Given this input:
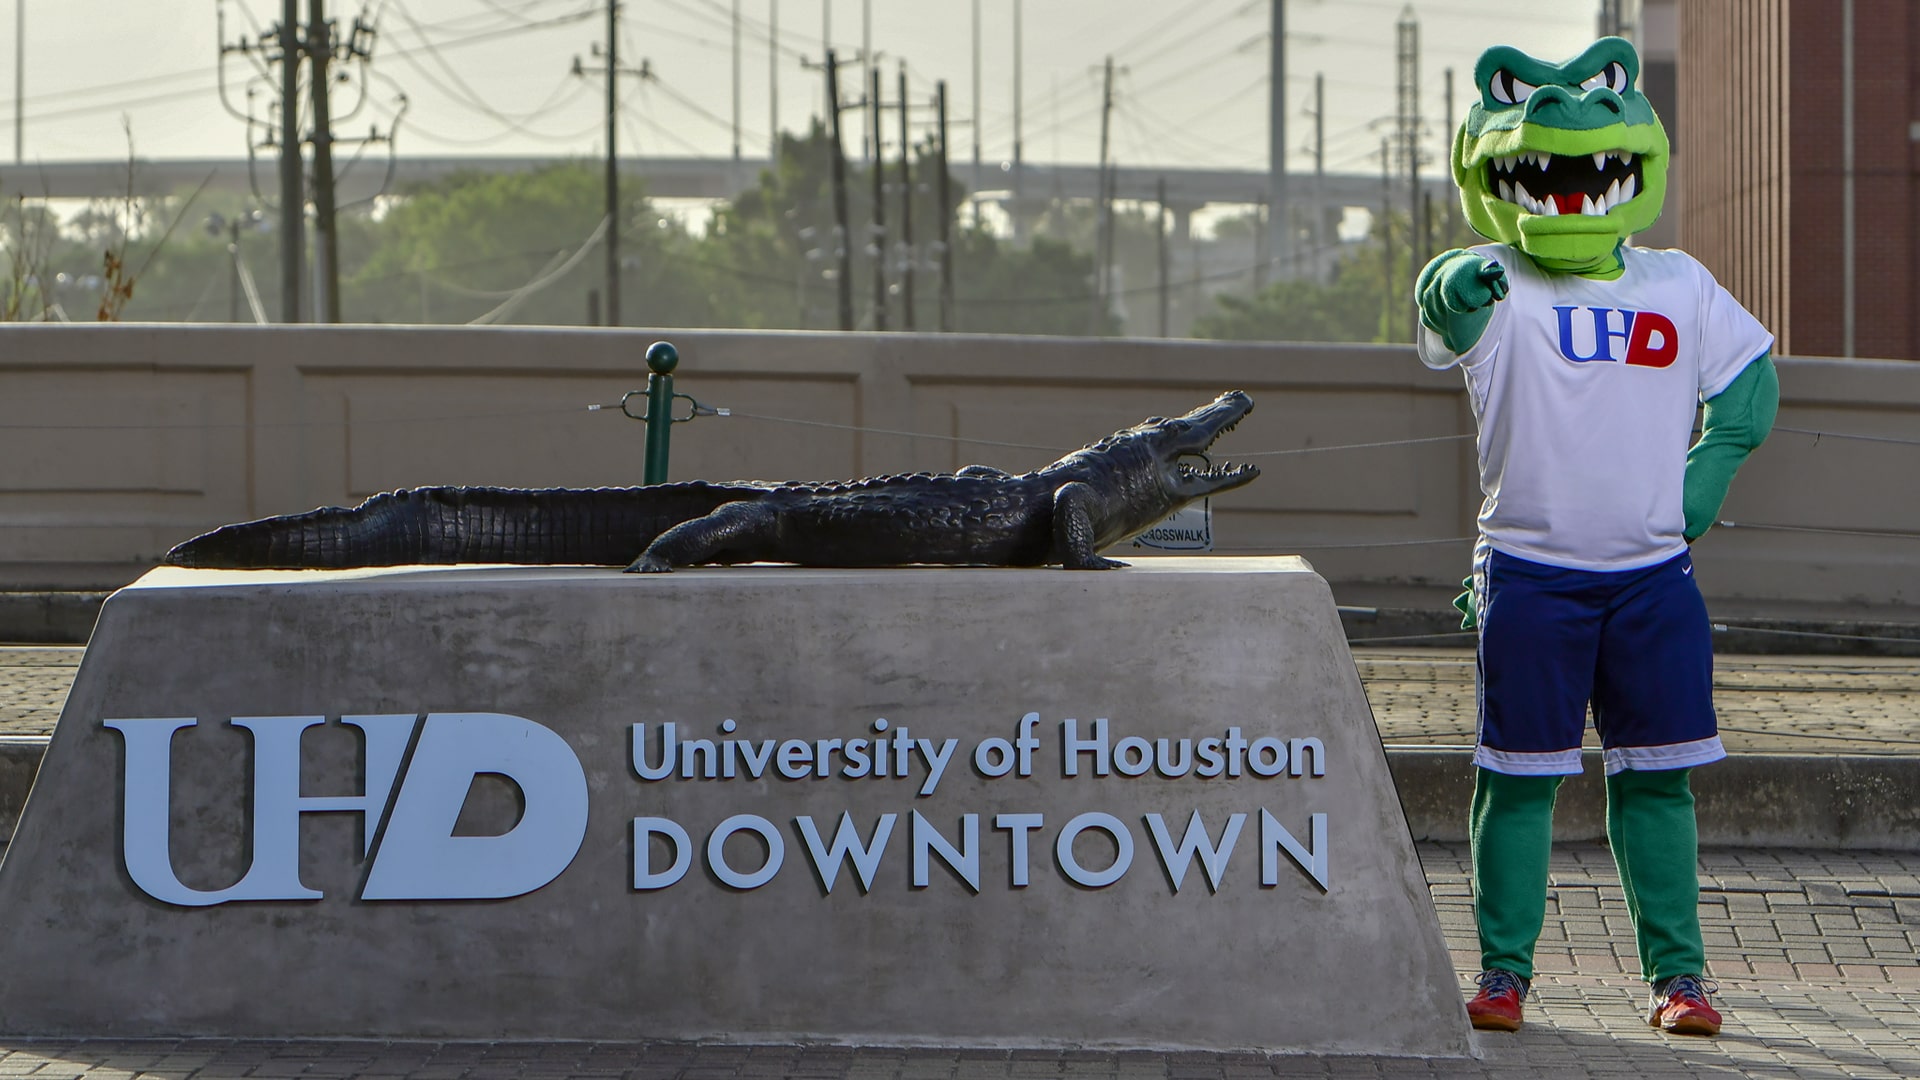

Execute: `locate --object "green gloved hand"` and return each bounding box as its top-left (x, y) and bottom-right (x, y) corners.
top-left (1416, 249), bottom-right (1509, 354)
top-left (1453, 575), bottom-right (1476, 630)
top-left (1684, 354), bottom-right (1780, 541)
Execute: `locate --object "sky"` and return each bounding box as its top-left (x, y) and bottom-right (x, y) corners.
top-left (5, 0), bottom-right (1603, 186)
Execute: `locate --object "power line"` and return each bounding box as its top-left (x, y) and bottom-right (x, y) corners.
top-left (12, 84), bottom-right (216, 125)
top-left (628, 90), bottom-right (707, 156)
top-left (405, 0), bottom-right (592, 35)
top-left (363, 80), bottom-right (599, 147)
top-left (0, 66), bottom-right (210, 112)
top-left (1123, 0), bottom-right (1263, 75)
top-left (386, 0), bottom-right (591, 127)
top-left (381, 5), bottom-right (601, 59)
top-left (672, 0), bottom-right (816, 61)
top-left (1775, 425), bottom-right (1920, 448)
top-left (991, 34), bottom-right (1265, 150)
top-left (1100, 0), bottom-right (1234, 64)
top-left (467, 214), bottom-right (610, 325)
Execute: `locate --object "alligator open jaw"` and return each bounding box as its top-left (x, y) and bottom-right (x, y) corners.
top-left (1486, 149), bottom-right (1643, 217)
top-left (1164, 390), bottom-right (1259, 498)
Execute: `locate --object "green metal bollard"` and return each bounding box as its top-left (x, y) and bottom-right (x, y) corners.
top-left (642, 341), bottom-right (679, 485)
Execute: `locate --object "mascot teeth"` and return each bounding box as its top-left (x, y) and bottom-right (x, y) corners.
top-left (1485, 145), bottom-right (1644, 216)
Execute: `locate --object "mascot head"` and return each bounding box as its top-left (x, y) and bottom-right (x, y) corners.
top-left (1453, 36), bottom-right (1669, 273)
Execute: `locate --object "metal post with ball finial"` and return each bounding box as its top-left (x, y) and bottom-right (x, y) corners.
top-left (642, 341), bottom-right (679, 485)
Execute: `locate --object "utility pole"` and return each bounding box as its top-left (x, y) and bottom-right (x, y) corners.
top-left (605, 0), bottom-right (622, 325)
top-left (1313, 72), bottom-right (1325, 265)
top-left (1442, 67), bottom-right (1455, 246)
top-left (1156, 176), bottom-right (1169, 338)
top-left (574, 2), bottom-right (649, 326)
top-left (277, 0), bottom-right (303, 323)
top-left (222, 217), bottom-right (242, 323)
top-left (1380, 137), bottom-right (1394, 341)
top-left (732, 0), bottom-right (742, 170)
top-left (1012, 0), bottom-right (1025, 230)
top-left (869, 65), bottom-right (887, 330)
top-left (1254, 201), bottom-right (1267, 292)
top-left (1268, 0), bottom-right (1287, 282)
top-left (1091, 55), bottom-right (1113, 332)
top-left (825, 50), bottom-right (855, 330)
top-left (1598, 0), bottom-right (1624, 38)
top-left (936, 80), bottom-right (954, 332)
top-left (898, 65), bottom-right (915, 331)
top-left (227, 2), bottom-right (373, 323)
top-left (308, 0), bottom-right (341, 323)
top-left (970, 0), bottom-right (981, 213)
top-left (860, 0), bottom-right (871, 162)
top-left (12, 0), bottom-right (20, 163)
top-left (1396, 7), bottom-right (1422, 272)
top-left (768, 0), bottom-right (779, 160)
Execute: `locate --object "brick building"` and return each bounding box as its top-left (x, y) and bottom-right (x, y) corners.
top-left (1656, 0), bottom-right (1920, 360)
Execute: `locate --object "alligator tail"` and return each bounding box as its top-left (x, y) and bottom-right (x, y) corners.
top-left (165, 489), bottom-right (448, 569)
top-left (163, 485), bottom-right (754, 569)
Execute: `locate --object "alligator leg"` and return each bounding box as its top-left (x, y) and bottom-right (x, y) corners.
top-left (1052, 481), bottom-right (1128, 570)
top-left (624, 501), bottom-right (781, 573)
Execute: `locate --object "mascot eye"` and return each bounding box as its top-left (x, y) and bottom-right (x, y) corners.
top-left (1489, 70), bottom-right (1536, 105)
top-left (1579, 61), bottom-right (1629, 94)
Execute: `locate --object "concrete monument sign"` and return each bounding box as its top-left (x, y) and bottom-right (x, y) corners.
top-left (0, 557), bottom-right (1468, 1055)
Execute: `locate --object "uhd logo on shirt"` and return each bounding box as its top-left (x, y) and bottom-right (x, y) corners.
top-left (1553, 306), bottom-right (1679, 369)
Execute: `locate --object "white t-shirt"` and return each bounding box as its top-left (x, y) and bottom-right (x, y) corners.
top-left (1418, 243), bottom-right (1774, 572)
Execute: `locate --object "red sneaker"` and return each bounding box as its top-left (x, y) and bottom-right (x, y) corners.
top-left (1648, 974), bottom-right (1722, 1036)
top-left (1466, 969), bottom-right (1528, 1032)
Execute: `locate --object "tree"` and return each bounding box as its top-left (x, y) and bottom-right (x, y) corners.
top-left (11, 128), bottom-right (1124, 335)
top-left (692, 124), bottom-right (847, 329)
top-left (1192, 209), bottom-right (1481, 344)
top-left (1191, 260), bottom-right (1382, 343)
top-left (340, 161), bottom-right (733, 327)
top-left (952, 232), bottom-right (1112, 336)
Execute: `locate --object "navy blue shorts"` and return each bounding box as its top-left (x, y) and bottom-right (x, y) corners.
top-left (1472, 546), bottom-right (1723, 776)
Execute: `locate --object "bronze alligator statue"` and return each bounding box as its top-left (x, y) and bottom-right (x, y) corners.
top-left (164, 391), bottom-right (1258, 572)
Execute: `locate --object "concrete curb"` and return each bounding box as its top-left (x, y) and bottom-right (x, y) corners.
top-left (6, 590), bottom-right (1920, 655)
top-left (1387, 749), bottom-right (1920, 850)
top-left (4, 737), bottom-right (1915, 851)
top-left (0, 738), bottom-right (43, 841)
top-left (0, 592), bottom-right (110, 645)
top-left (1339, 605), bottom-right (1920, 656)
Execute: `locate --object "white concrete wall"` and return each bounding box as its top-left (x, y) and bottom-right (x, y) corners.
top-left (0, 324), bottom-right (1913, 612)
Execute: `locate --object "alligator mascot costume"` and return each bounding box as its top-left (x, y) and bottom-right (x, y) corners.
top-left (1415, 37), bottom-right (1777, 1037)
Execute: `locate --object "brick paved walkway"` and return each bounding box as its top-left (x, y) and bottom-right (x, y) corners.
top-left (0, 843), bottom-right (1916, 1078)
top-left (1355, 648), bottom-right (1920, 755)
top-left (0, 648), bottom-right (79, 738)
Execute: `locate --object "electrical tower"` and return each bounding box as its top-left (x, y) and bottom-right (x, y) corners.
top-left (1268, 0), bottom-right (1286, 283)
top-left (1597, 0), bottom-right (1634, 39)
top-left (1092, 55), bottom-right (1115, 331)
top-left (218, 0), bottom-right (384, 324)
top-left (1395, 6), bottom-right (1423, 272)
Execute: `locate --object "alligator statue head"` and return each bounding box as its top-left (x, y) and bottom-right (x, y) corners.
top-left (1038, 389), bottom-right (1259, 557)
top-left (1453, 36), bottom-right (1669, 274)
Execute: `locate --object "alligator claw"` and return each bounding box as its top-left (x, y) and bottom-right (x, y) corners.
top-left (624, 554), bottom-right (673, 573)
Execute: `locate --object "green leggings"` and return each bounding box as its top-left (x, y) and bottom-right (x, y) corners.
top-left (1469, 766), bottom-right (1704, 982)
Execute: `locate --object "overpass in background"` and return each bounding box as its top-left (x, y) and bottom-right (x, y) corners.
top-left (0, 154), bottom-right (1454, 229)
